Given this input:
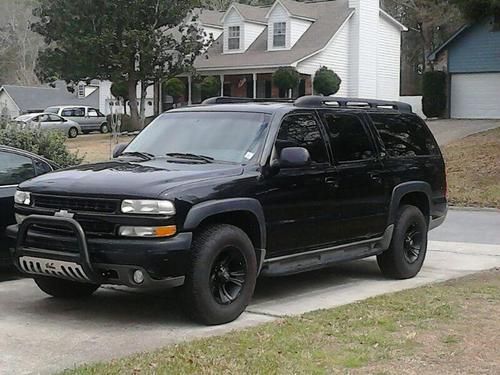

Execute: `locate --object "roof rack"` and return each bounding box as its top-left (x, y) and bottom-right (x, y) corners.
top-left (201, 96), bottom-right (294, 105)
top-left (294, 96), bottom-right (413, 113)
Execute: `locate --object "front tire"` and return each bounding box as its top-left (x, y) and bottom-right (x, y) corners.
top-left (34, 276), bottom-right (100, 299)
top-left (68, 127), bottom-right (78, 138)
top-left (100, 123), bottom-right (109, 134)
top-left (182, 224), bottom-right (257, 325)
top-left (377, 205), bottom-right (428, 279)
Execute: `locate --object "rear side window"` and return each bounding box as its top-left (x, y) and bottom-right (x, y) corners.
top-left (321, 112), bottom-right (375, 162)
top-left (369, 114), bottom-right (438, 157)
top-left (61, 107), bottom-right (85, 117)
top-left (276, 113), bottom-right (328, 164)
top-left (0, 151), bottom-right (35, 185)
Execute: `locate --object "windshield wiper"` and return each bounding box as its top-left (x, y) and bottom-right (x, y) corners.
top-left (120, 151), bottom-right (155, 160)
top-left (165, 152), bottom-right (214, 163)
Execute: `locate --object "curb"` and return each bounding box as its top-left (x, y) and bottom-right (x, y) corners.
top-left (449, 206), bottom-right (500, 213)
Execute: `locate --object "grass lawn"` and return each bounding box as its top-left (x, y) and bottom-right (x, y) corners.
top-left (62, 269), bottom-right (500, 375)
top-left (443, 127), bottom-right (500, 208)
top-left (66, 134), bottom-right (132, 164)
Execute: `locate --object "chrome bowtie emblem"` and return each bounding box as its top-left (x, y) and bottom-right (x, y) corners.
top-left (54, 209), bottom-right (74, 218)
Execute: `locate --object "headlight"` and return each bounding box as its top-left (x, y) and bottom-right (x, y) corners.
top-left (121, 199), bottom-right (175, 215)
top-left (118, 225), bottom-right (177, 238)
top-left (14, 191), bottom-right (31, 205)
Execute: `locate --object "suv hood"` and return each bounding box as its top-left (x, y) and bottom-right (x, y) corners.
top-left (20, 159), bottom-right (244, 198)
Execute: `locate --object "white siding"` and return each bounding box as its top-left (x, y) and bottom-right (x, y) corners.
top-left (297, 21), bottom-right (351, 96)
top-left (376, 15), bottom-right (401, 100)
top-left (290, 18), bottom-right (312, 47)
top-left (348, 0), bottom-right (379, 98)
top-left (223, 9), bottom-right (243, 53)
top-left (244, 22), bottom-right (265, 50)
top-left (451, 73), bottom-right (500, 119)
top-left (0, 91), bottom-right (20, 118)
top-left (267, 2), bottom-right (289, 50)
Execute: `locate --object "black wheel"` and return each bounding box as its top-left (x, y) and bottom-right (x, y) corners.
top-left (68, 127), bottom-right (78, 138)
top-left (181, 224), bottom-right (257, 325)
top-left (377, 205), bottom-right (428, 279)
top-left (100, 123), bottom-right (109, 134)
top-left (34, 276), bottom-right (100, 299)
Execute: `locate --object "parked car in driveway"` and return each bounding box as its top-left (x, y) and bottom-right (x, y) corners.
top-left (7, 96), bottom-right (447, 325)
top-left (15, 113), bottom-right (81, 138)
top-left (45, 106), bottom-right (109, 134)
top-left (0, 146), bottom-right (59, 265)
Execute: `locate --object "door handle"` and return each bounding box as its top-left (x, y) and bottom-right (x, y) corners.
top-left (324, 177), bottom-right (339, 188)
top-left (368, 172), bottom-right (383, 183)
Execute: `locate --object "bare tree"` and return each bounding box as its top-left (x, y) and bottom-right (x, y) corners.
top-left (0, 0), bottom-right (44, 85)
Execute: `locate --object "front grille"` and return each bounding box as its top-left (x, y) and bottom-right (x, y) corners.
top-left (32, 220), bottom-right (116, 236)
top-left (32, 194), bottom-right (119, 213)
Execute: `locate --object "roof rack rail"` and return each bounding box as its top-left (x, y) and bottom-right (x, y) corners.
top-left (201, 96), bottom-right (294, 105)
top-left (293, 95), bottom-right (413, 113)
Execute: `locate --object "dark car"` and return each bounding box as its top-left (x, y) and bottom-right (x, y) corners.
top-left (0, 146), bottom-right (58, 265)
top-left (7, 96), bottom-right (447, 325)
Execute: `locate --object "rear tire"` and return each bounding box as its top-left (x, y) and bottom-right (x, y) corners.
top-left (34, 276), bottom-right (100, 299)
top-left (100, 123), bottom-right (109, 134)
top-left (377, 205), bottom-right (428, 279)
top-left (68, 127), bottom-right (78, 138)
top-left (181, 224), bottom-right (257, 325)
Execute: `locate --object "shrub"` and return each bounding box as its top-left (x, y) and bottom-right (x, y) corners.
top-left (272, 67), bottom-right (300, 97)
top-left (200, 76), bottom-right (220, 100)
top-left (164, 78), bottom-right (185, 102)
top-left (313, 66), bottom-right (341, 96)
top-left (0, 121), bottom-right (83, 167)
top-left (422, 71), bottom-right (447, 118)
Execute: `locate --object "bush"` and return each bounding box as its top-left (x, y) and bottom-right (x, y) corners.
top-left (273, 67), bottom-right (300, 97)
top-left (313, 66), bottom-right (341, 96)
top-left (164, 78), bottom-right (185, 102)
top-left (200, 76), bottom-right (220, 100)
top-left (106, 113), bottom-right (134, 132)
top-left (422, 71), bottom-right (447, 118)
top-left (0, 121), bottom-right (83, 167)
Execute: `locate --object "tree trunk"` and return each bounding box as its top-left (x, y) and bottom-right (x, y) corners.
top-left (420, 21), bottom-right (435, 72)
top-left (127, 79), bottom-right (140, 130)
top-left (139, 80), bottom-right (148, 127)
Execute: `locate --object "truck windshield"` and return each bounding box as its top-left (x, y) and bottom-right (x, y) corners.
top-left (125, 111), bottom-right (270, 164)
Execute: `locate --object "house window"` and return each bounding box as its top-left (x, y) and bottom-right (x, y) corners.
top-left (228, 26), bottom-right (240, 50)
top-left (273, 22), bottom-right (286, 48)
top-left (77, 83), bottom-right (85, 98)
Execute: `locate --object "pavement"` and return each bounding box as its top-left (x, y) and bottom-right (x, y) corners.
top-left (0, 208), bottom-right (499, 375)
top-left (426, 119), bottom-right (500, 145)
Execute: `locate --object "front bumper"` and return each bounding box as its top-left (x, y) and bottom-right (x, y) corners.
top-left (6, 215), bottom-right (192, 288)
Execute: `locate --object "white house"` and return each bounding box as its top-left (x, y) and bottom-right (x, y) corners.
top-left (188, 0), bottom-right (406, 103)
top-left (0, 80), bottom-right (155, 119)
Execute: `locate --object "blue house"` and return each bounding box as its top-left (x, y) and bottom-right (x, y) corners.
top-left (428, 17), bottom-right (500, 119)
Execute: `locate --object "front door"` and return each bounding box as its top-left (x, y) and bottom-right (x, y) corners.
top-left (319, 110), bottom-right (388, 242)
top-left (261, 112), bottom-right (338, 257)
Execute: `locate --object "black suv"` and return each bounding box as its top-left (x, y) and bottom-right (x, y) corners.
top-left (7, 96), bottom-right (447, 325)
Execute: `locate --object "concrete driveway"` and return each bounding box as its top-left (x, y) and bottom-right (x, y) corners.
top-left (426, 119), bottom-right (500, 145)
top-left (1, 208), bottom-right (499, 375)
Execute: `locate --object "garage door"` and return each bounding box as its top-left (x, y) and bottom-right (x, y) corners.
top-left (451, 73), bottom-right (500, 119)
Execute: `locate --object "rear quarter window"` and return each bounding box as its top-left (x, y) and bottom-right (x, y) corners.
top-left (369, 113), bottom-right (439, 157)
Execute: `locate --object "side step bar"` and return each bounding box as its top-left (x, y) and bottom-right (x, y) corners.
top-left (261, 225), bottom-right (394, 276)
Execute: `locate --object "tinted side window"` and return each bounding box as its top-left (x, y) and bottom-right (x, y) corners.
top-left (33, 159), bottom-right (53, 175)
top-left (369, 114), bottom-right (438, 157)
top-left (321, 113), bottom-right (375, 162)
top-left (0, 151), bottom-right (35, 185)
top-left (276, 113), bottom-right (328, 164)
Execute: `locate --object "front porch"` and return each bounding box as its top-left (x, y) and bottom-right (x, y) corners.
top-left (179, 72), bottom-right (313, 105)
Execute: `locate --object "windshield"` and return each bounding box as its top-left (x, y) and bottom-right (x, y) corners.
top-left (45, 107), bottom-right (59, 114)
top-left (125, 111), bottom-right (270, 164)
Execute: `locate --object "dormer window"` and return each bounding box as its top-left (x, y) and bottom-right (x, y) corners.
top-left (228, 26), bottom-right (241, 50)
top-left (273, 22), bottom-right (286, 48)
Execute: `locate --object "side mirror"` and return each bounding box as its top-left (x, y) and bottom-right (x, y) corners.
top-left (279, 147), bottom-right (311, 168)
top-left (112, 143), bottom-right (128, 158)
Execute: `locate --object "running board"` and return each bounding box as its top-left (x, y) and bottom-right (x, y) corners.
top-left (261, 225), bottom-right (394, 276)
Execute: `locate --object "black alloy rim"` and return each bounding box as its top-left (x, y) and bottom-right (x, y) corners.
top-left (210, 247), bottom-right (247, 305)
top-left (403, 223), bottom-right (423, 264)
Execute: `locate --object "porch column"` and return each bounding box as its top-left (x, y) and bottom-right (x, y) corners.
top-left (187, 75), bottom-right (192, 105)
top-left (311, 74), bottom-right (315, 95)
top-left (252, 73), bottom-right (257, 99)
top-left (220, 74), bottom-right (224, 96)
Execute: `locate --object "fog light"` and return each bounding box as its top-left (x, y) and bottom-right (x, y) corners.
top-left (133, 270), bottom-right (145, 284)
